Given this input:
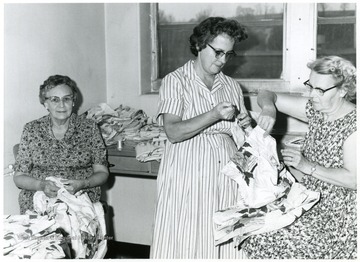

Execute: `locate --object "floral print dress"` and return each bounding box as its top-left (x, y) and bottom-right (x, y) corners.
top-left (14, 114), bottom-right (108, 214)
top-left (242, 100), bottom-right (357, 259)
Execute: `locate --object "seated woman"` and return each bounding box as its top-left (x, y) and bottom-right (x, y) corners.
top-left (242, 56), bottom-right (356, 259)
top-left (13, 75), bottom-right (109, 214)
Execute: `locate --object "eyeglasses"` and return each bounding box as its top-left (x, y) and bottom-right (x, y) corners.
top-left (303, 80), bottom-right (340, 96)
top-left (207, 44), bottom-right (236, 60)
top-left (45, 95), bottom-right (74, 104)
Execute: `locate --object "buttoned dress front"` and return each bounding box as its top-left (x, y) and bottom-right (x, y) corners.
top-left (151, 60), bottom-right (248, 259)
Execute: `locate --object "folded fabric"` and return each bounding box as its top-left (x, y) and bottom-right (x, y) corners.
top-left (213, 126), bottom-right (320, 247)
top-left (135, 139), bottom-right (166, 162)
top-left (85, 103), bottom-right (118, 122)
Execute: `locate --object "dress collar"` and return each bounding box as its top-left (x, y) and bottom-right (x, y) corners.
top-left (183, 60), bottom-right (225, 92)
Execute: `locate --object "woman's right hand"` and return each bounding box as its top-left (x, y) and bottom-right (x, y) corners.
top-left (40, 180), bottom-right (60, 198)
top-left (257, 105), bottom-right (277, 135)
top-left (212, 102), bottom-right (235, 120)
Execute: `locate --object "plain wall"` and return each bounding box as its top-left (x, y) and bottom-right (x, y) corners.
top-left (3, 3), bottom-right (107, 214)
top-left (104, 3), bottom-right (159, 115)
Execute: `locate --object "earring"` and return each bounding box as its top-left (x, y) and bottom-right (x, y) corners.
top-left (339, 89), bottom-right (347, 98)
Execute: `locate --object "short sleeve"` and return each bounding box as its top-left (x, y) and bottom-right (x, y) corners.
top-left (156, 73), bottom-right (184, 126)
top-left (90, 121), bottom-right (108, 167)
top-left (13, 124), bottom-right (33, 173)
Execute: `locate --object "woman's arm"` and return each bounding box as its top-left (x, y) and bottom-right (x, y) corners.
top-left (62, 164), bottom-right (109, 194)
top-left (311, 131), bottom-right (357, 189)
top-left (257, 90), bottom-right (309, 134)
top-left (13, 172), bottom-right (60, 198)
top-left (13, 172), bottom-right (44, 191)
top-left (163, 101), bottom-right (235, 143)
top-left (282, 132), bottom-right (357, 189)
top-left (83, 164), bottom-right (109, 189)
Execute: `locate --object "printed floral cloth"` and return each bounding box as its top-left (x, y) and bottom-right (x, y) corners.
top-left (33, 176), bottom-right (107, 259)
top-left (213, 126), bottom-right (320, 247)
top-left (3, 215), bottom-right (66, 259)
top-left (3, 177), bottom-right (107, 259)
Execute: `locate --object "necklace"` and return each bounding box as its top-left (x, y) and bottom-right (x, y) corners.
top-left (51, 119), bottom-right (70, 140)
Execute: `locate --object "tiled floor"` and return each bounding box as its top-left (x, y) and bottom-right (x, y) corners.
top-left (104, 241), bottom-right (150, 259)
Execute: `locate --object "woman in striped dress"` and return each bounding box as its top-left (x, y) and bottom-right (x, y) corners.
top-left (151, 17), bottom-right (249, 259)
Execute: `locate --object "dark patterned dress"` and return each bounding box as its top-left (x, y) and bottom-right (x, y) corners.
top-left (242, 100), bottom-right (357, 259)
top-left (14, 113), bottom-right (108, 214)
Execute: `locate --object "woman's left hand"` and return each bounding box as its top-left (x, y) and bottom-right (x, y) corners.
top-left (236, 113), bottom-right (252, 129)
top-left (281, 148), bottom-right (310, 172)
top-left (61, 179), bottom-right (83, 195)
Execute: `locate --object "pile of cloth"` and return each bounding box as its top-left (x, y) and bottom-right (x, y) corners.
top-left (213, 126), bottom-right (320, 248)
top-left (4, 215), bottom-right (67, 259)
top-left (3, 177), bottom-right (107, 259)
top-left (83, 103), bottom-right (166, 148)
top-left (83, 103), bottom-right (149, 146)
top-left (83, 103), bottom-right (167, 162)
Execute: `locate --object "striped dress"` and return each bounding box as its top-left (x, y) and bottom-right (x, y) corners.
top-left (151, 60), bottom-right (247, 259)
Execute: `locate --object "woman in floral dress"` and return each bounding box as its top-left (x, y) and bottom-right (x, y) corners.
top-left (13, 75), bottom-right (109, 214)
top-left (242, 56), bottom-right (357, 259)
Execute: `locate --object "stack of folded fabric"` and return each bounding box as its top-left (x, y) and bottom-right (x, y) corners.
top-left (213, 126), bottom-right (320, 248)
top-left (83, 103), bottom-right (168, 148)
top-left (83, 103), bottom-right (148, 146)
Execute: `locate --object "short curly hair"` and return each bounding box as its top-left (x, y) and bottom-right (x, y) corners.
top-left (189, 17), bottom-right (248, 56)
top-left (307, 56), bottom-right (356, 101)
top-left (39, 75), bottom-right (78, 105)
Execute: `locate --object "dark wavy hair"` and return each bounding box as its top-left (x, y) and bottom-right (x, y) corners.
top-left (39, 75), bottom-right (78, 105)
top-left (189, 17), bottom-right (248, 56)
top-left (307, 56), bottom-right (356, 101)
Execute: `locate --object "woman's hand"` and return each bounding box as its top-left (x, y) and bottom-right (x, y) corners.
top-left (281, 148), bottom-right (310, 173)
top-left (236, 113), bottom-right (252, 129)
top-left (212, 102), bottom-right (235, 120)
top-left (61, 179), bottom-right (84, 195)
top-left (257, 105), bottom-right (276, 135)
top-left (41, 180), bottom-right (60, 198)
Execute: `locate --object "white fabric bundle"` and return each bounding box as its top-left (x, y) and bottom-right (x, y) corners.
top-left (213, 126), bottom-right (320, 247)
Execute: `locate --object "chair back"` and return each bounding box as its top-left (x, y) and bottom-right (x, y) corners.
top-left (13, 144), bottom-right (20, 159)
